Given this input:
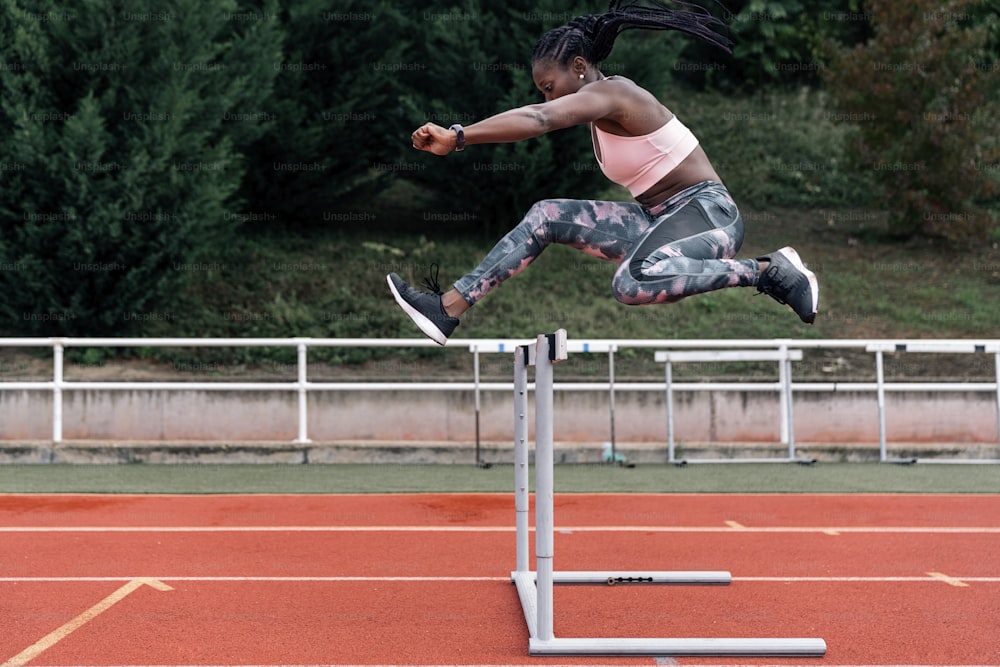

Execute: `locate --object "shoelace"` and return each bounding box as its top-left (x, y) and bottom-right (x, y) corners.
top-left (756, 264), bottom-right (789, 305)
top-left (421, 262), bottom-right (444, 295)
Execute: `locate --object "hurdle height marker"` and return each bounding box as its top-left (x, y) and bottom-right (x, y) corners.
top-left (511, 329), bottom-right (827, 657)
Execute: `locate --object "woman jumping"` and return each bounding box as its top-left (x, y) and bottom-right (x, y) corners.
top-left (388, 0), bottom-right (818, 345)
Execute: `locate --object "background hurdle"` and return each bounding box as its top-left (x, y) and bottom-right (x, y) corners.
top-left (867, 341), bottom-right (1000, 464)
top-left (511, 330), bottom-right (827, 657)
top-left (655, 348), bottom-right (810, 465)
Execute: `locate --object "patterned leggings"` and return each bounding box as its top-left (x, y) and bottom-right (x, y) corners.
top-left (453, 180), bottom-right (759, 306)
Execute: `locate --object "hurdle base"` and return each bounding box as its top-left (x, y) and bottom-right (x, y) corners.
top-left (511, 569), bottom-right (730, 638)
top-left (513, 569), bottom-right (824, 657)
top-left (670, 457), bottom-right (818, 466)
top-left (536, 570), bottom-right (731, 585)
top-left (556, 570), bottom-right (732, 585)
top-left (529, 636), bottom-right (827, 657)
top-left (512, 571), bottom-right (538, 639)
top-left (914, 457), bottom-right (1000, 465)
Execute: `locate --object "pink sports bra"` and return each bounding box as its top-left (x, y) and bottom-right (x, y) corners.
top-left (592, 116), bottom-right (699, 197)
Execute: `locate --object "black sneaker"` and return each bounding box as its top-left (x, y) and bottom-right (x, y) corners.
top-left (386, 265), bottom-right (460, 345)
top-left (756, 247), bottom-right (819, 324)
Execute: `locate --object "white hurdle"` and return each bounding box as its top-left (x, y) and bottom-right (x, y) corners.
top-left (867, 341), bottom-right (1000, 464)
top-left (655, 347), bottom-right (809, 464)
top-left (511, 329), bottom-right (827, 657)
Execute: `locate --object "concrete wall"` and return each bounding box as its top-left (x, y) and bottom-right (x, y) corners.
top-left (1, 387), bottom-right (996, 445)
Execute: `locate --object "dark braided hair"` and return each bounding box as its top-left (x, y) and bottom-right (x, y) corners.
top-left (531, 0), bottom-right (732, 67)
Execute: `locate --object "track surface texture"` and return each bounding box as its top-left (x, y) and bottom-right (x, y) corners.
top-left (1, 493), bottom-right (999, 666)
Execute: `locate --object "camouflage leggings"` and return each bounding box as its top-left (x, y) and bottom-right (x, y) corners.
top-left (453, 180), bottom-right (759, 306)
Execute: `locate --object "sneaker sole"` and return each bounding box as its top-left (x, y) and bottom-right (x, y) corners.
top-left (386, 274), bottom-right (449, 346)
top-left (776, 247), bottom-right (819, 324)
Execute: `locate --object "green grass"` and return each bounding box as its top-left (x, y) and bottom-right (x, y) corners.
top-left (157, 202), bottom-right (998, 347)
top-left (4, 193), bottom-right (994, 383)
top-left (166, 203), bottom-right (997, 343)
top-left (0, 463), bottom-right (997, 494)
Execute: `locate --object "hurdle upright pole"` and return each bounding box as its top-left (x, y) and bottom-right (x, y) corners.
top-left (533, 333), bottom-right (556, 642)
top-left (513, 345), bottom-right (530, 574)
top-left (780, 344), bottom-right (795, 458)
top-left (995, 350), bottom-right (1000, 447)
top-left (875, 349), bottom-right (887, 462)
top-left (665, 358), bottom-right (676, 463)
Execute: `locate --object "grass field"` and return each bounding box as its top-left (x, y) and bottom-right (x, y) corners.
top-left (2, 197), bottom-right (995, 384)
top-left (1, 462), bottom-right (998, 494)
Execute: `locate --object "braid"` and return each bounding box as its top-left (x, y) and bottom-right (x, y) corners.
top-left (531, 0), bottom-right (732, 67)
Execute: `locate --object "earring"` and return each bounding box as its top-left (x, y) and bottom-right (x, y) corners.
top-left (579, 73), bottom-right (584, 80)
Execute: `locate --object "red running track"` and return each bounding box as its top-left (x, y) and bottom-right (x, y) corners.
top-left (1, 493), bottom-right (999, 666)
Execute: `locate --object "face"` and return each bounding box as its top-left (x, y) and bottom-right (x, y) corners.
top-left (531, 58), bottom-right (585, 102)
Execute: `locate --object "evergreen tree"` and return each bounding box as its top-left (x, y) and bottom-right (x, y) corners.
top-left (674, 0), bottom-right (872, 92)
top-left (389, 0), bottom-right (689, 237)
top-left (393, 0), bottom-right (592, 236)
top-left (236, 0), bottom-right (408, 226)
top-left (0, 0), bottom-right (282, 335)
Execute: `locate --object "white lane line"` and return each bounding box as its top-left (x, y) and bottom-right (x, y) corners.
top-left (32, 665), bottom-right (1000, 667)
top-left (0, 576), bottom-right (507, 583)
top-left (1, 525), bottom-right (999, 533)
top-left (737, 576), bottom-right (1000, 583)
top-left (927, 571), bottom-right (971, 587)
top-left (3, 575), bottom-right (999, 584)
top-left (19, 663), bottom-right (1000, 667)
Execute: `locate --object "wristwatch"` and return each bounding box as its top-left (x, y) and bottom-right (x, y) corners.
top-left (449, 124), bottom-right (465, 152)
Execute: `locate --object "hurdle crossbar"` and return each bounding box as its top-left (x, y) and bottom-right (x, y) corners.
top-left (511, 330), bottom-right (827, 657)
top-left (472, 338), bottom-right (621, 464)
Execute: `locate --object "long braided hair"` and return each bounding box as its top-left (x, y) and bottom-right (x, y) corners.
top-left (531, 1), bottom-right (733, 67)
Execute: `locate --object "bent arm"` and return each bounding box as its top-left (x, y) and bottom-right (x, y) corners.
top-left (465, 87), bottom-right (619, 145)
top-left (413, 84), bottom-right (621, 154)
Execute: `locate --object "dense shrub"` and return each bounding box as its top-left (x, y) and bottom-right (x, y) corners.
top-left (674, 0), bottom-right (872, 92)
top-left (671, 87), bottom-right (875, 210)
top-left (823, 0), bottom-right (1000, 241)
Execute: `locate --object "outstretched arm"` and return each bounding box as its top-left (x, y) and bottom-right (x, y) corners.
top-left (411, 84), bottom-right (619, 155)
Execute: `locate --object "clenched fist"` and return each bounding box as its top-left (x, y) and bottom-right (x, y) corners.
top-left (411, 123), bottom-right (459, 156)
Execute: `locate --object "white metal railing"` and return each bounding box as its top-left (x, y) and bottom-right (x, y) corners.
top-left (1, 337), bottom-right (998, 463)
